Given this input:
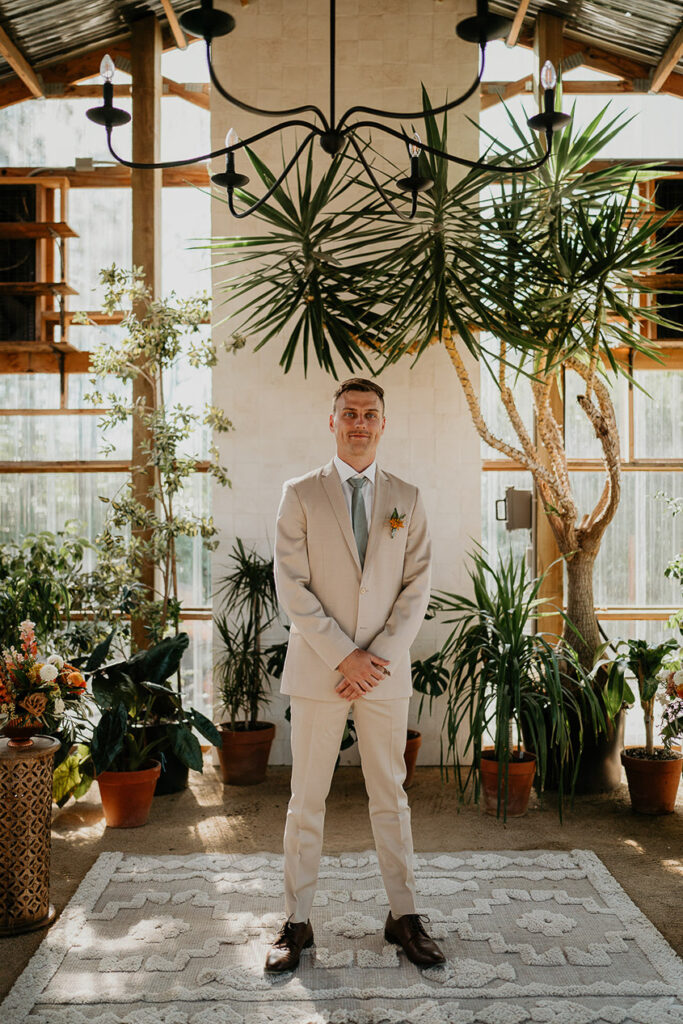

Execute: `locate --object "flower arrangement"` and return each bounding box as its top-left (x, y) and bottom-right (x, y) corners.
top-left (660, 668), bottom-right (683, 750)
top-left (0, 620), bottom-right (89, 741)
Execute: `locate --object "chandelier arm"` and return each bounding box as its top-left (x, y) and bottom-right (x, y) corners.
top-left (206, 41), bottom-right (330, 130)
top-left (348, 120), bottom-right (553, 173)
top-left (336, 46), bottom-right (485, 130)
top-left (347, 135), bottom-right (413, 221)
top-left (227, 132), bottom-right (317, 219)
top-left (104, 119), bottom-right (320, 171)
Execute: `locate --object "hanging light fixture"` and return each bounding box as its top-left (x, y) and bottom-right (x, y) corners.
top-left (86, 0), bottom-right (570, 220)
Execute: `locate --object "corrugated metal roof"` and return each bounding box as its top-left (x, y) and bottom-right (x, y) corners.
top-left (0, 0), bottom-right (200, 79)
top-left (491, 0), bottom-right (683, 71)
top-left (0, 1), bottom-right (683, 87)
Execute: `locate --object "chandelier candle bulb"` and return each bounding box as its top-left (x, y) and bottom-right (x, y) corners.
top-left (541, 60), bottom-right (557, 114)
top-left (99, 54), bottom-right (115, 83)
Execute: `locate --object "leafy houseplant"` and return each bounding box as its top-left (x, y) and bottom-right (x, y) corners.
top-left (619, 637), bottom-right (682, 814)
top-left (52, 633), bottom-right (221, 824)
top-left (79, 265), bottom-right (233, 650)
top-left (214, 540), bottom-right (281, 784)
top-left (417, 548), bottom-right (603, 821)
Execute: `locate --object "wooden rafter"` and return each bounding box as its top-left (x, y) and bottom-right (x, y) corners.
top-left (481, 75), bottom-right (532, 110)
top-left (0, 23), bottom-right (43, 97)
top-left (482, 77), bottom-right (644, 109)
top-left (516, 26), bottom-right (683, 100)
top-left (36, 78), bottom-right (209, 110)
top-left (507, 0), bottom-right (532, 48)
top-left (160, 0), bottom-right (187, 50)
top-left (651, 22), bottom-right (683, 93)
top-left (0, 165), bottom-right (209, 187)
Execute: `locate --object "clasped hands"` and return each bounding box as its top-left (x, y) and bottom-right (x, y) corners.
top-left (335, 648), bottom-right (390, 701)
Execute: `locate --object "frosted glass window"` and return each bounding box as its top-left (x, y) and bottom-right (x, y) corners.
top-left (180, 618), bottom-right (213, 721)
top-left (175, 474), bottom-right (213, 607)
top-left (0, 414), bottom-right (129, 461)
top-left (69, 190), bottom-right (132, 308)
top-left (0, 375), bottom-right (60, 409)
top-left (570, 472), bottom-right (683, 608)
top-left (633, 369), bottom-right (683, 459)
top-left (0, 472), bottom-right (122, 547)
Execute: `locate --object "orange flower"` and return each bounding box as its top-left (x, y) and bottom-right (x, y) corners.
top-left (67, 671), bottom-right (86, 694)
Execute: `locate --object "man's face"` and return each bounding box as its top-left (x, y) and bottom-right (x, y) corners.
top-left (330, 389), bottom-right (385, 467)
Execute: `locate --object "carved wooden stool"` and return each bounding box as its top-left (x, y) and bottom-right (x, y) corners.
top-left (0, 736), bottom-right (59, 936)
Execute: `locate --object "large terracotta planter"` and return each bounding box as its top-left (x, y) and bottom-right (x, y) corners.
top-left (621, 746), bottom-right (683, 815)
top-left (218, 722), bottom-right (275, 785)
top-left (404, 729), bottom-right (422, 788)
top-left (479, 748), bottom-right (536, 818)
top-left (96, 761), bottom-right (161, 827)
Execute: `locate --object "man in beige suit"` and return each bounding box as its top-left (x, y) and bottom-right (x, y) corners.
top-left (266, 377), bottom-right (445, 973)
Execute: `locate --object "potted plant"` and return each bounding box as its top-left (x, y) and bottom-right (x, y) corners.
top-left (214, 540), bottom-right (280, 785)
top-left (52, 633), bottom-right (222, 824)
top-left (619, 637), bottom-right (682, 814)
top-left (419, 548), bottom-right (602, 821)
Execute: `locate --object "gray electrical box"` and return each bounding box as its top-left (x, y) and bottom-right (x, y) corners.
top-left (495, 487), bottom-right (533, 531)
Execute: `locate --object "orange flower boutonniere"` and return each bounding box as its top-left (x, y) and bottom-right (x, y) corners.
top-left (388, 508), bottom-right (406, 538)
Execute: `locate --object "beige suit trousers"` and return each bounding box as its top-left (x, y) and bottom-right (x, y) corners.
top-left (284, 695), bottom-right (417, 922)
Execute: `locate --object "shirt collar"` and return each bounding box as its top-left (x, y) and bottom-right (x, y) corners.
top-left (334, 455), bottom-right (377, 485)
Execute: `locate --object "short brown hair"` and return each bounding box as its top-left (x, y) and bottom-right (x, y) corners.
top-left (332, 377), bottom-right (385, 412)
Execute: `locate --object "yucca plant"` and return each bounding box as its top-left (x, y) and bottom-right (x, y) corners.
top-left (425, 547), bottom-right (604, 820)
top-left (214, 539), bottom-right (280, 729)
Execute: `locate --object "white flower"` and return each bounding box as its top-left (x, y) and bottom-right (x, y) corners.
top-left (54, 698), bottom-right (65, 716)
top-left (47, 654), bottom-right (65, 670)
top-left (39, 664), bottom-right (59, 682)
top-left (674, 669), bottom-right (683, 687)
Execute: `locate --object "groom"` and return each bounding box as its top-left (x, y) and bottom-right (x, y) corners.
top-left (266, 377), bottom-right (445, 973)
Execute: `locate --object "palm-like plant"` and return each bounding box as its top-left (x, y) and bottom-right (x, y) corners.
top-left (619, 637), bottom-right (678, 756)
top-left (214, 539), bottom-right (280, 729)
top-left (427, 548), bottom-right (603, 819)
top-left (212, 99), bottom-right (683, 677)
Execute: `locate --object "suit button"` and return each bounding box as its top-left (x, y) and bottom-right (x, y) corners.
top-left (360, 587), bottom-right (367, 594)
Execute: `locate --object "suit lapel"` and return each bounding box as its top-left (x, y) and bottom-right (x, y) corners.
top-left (321, 460), bottom-right (362, 571)
top-left (364, 466), bottom-right (389, 569)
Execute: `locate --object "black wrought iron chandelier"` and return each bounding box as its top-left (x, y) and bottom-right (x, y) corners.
top-left (86, 0), bottom-right (570, 219)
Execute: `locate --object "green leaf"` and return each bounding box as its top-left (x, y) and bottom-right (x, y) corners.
top-left (190, 709), bottom-right (222, 748)
top-left (168, 724), bottom-right (204, 772)
top-left (91, 703), bottom-right (127, 774)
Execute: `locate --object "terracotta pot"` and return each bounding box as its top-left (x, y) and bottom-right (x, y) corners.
top-left (404, 729), bottom-right (422, 788)
top-left (2, 719), bottom-right (43, 749)
top-left (217, 722), bottom-right (275, 785)
top-left (621, 747), bottom-right (683, 815)
top-left (96, 761), bottom-right (161, 828)
top-left (479, 748), bottom-right (536, 818)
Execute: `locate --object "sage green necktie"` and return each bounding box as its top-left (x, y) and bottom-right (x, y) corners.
top-left (348, 475), bottom-right (369, 565)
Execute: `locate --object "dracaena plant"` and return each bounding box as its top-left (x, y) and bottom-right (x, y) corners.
top-left (211, 95), bottom-right (683, 680)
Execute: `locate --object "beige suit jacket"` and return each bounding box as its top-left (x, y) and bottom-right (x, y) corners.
top-left (274, 459), bottom-right (431, 701)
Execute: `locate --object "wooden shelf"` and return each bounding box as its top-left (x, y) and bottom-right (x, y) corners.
top-left (0, 281), bottom-right (77, 295)
top-left (42, 309), bottom-right (126, 325)
top-left (0, 341), bottom-right (80, 354)
top-left (0, 222), bottom-right (78, 239)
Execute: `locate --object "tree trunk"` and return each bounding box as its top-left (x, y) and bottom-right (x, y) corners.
top-left (563, 549), bottom-right (601, 671)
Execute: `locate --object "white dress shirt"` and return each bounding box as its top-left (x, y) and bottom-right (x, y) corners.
top-left (334, 455), bottom-right (376, 527)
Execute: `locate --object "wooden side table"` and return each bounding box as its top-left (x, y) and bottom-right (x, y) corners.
top-left (0, 736), bottom-right (59, 936)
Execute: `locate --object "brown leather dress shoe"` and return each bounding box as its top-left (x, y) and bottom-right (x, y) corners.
top-left (264, 919), bottom-right (314, 973)
top-left (384, 912), bottom-right (446, 966)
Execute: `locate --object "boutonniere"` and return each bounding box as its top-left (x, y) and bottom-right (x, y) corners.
top-left (388, 508), bottom-right (406, 538)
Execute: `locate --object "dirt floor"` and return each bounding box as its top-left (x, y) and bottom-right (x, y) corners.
top-left (2, 762), bottom-right (682, 1000)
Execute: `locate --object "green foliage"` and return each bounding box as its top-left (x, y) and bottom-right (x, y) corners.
top-left (81, 266), bottom-right (232, 646)
top-left (0, 524), bottom-right (134, 657)
top-left (53, 633), bottom-right (222, 803)
top-left (429, 548), bottom-right (604, 821)
top-left (617, 636), bottom-right (679, 756)
top-left (214, 540), bottom-right (282, 729)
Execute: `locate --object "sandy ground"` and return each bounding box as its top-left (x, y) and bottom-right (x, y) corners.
top-left (1, 762), bottom-right (682, 1000)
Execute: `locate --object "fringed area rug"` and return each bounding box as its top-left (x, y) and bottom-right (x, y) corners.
top-left (2, 850), bottom-right (682, 1024)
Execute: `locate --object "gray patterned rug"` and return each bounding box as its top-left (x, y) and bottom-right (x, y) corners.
top-left (2, 850), bottom-right (682, 1024)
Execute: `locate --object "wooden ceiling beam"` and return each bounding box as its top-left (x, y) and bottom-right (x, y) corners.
top-left (35, 79), bottom-right (209, 109)
top-left (160, 0), bottom-right (187, 50)
top-left (482, 77), bottom-right (646, 109)
top-left (516, 27), bottom-right (683, 100)
top-left (0, 165), bottom-right (210, 187)
top-left (506, 0), bottom-right (532, 49)
top-left (651, 22), bottom-right (683, 93)
top-left (0, 23), bottom-right (43, 98)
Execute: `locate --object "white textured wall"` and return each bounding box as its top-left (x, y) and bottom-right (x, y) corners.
top-left (210, 0), bottom-right (481, 764)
